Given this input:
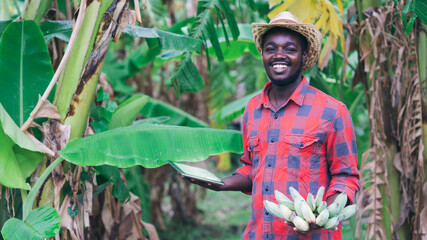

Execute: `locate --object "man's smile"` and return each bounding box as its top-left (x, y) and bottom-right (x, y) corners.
top-left (271, 61), bottom-right (291, 73)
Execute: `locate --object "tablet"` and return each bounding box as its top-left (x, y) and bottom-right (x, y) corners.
top-left (167, 160), bottom-right (225, 186)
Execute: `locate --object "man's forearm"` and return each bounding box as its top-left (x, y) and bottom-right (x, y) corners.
top-left (220, 174), bottom-right (252, 192)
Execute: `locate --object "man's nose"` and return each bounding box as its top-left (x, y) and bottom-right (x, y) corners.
top-left (273, 49), bottom-right (286, 59)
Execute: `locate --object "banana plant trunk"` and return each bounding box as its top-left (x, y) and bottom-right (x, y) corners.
top-left (22, 0), bottom-right (130, 238)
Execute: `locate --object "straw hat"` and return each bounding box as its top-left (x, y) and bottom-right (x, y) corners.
top-left (252, 11), bottom-right (322, 72)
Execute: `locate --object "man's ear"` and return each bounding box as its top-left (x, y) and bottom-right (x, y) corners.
top-left (302, 50), bottom-right (308, 64)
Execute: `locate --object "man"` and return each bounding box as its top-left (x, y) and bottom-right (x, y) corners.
top-left (189, 11), bottom-right (360, 240)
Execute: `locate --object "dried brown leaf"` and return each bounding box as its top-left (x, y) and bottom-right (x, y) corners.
top-left (34, 96), bottom-right (61, 121)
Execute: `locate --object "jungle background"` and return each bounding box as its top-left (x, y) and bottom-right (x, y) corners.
top-left (0, 0), bottom-right (426, 239)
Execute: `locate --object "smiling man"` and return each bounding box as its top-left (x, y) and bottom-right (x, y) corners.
top-left (187, 12), bottom-right (360, 240)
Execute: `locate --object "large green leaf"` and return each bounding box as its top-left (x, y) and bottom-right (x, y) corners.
top-left (0, 20), bottom-right (54, 126)
top-left (59, 124), bottom-right (243, 168)
top-left (1, 206), bottom-right (60, 240)
top-left (141, 97), bottom-right (208, 127)
top-left (0, 103), bottom-right (43, 190)
top-left (123, 26), bottom-right (203, 52)
top-left (0, 20), bottom-right (11, 35)
top-left (108, 95), bottom-right (149, 129)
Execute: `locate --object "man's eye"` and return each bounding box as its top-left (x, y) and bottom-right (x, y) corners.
top-left (286, 48), bottom-right (296, 52)
top-left (265, 48), bottom-right (275, 52)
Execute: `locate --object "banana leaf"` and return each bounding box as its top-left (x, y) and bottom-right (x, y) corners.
top-left (59, 124), bottom-right (243, 168)
top-left (38, 21), bottom-right (203, 53)
top-left (1, 206), bottom-right (60, 240)
top-left (0, 103), bottom-right (43, 190)
top-left (0, 20), bottom-right (54, 126)
top-left (0, 20), bottom-right (11, 34)
top-left (415, 0), bottom-right (427, 24)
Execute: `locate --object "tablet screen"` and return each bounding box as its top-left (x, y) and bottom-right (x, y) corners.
top-left (168, 161), bottom-right (225, 185)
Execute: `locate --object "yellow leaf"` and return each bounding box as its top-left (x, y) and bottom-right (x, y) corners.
top-left (337, 0), bottom-right (345, 17)
top-left (268, 0), bottom-right (296, 19)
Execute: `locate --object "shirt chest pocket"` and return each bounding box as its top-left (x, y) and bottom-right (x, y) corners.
top-left (283, 134), bottom-right (321, 156)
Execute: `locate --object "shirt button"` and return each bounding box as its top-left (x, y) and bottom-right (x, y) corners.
top-left (265, 211), bottom-right (269, 215)
top-left (299, 143), bottom-right (304, 147)
top-left (274, 115), bottom-right (278, 119)
top-left (265, 187), bottom-right (269, 192)
top-left (268, 163), bottom-right (272, 167)
top-left (271, 139), bottom-right (274, 143)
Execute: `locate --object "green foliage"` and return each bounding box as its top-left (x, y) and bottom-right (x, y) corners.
top-left (124, 166), bottom-right (151, 222)
top-left (0, 20), bottom-right (54, 126)
top-left (172, 52), bottom-right (204, 93)
top-left (213, 90), bottom-right (261, 123)
top-left (0, 103), bottom-right (43, 190)
top-left (90, 88), bottom-right (118, 133)
top-left (415, 0), bottom-right (427, 24)
top-left (140, 97), bottom-right (208, 127)
top-left (39, 20), bottom-right (73, 42)
top-left (95, 165), bottom-right (131, 203)
top-left (109, 95), bottom-right (149, 130)
top-left (1, 206), bottom-right (60, 240)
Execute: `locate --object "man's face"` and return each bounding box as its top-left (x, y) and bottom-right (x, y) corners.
top-left (262, 28), bottom-right (307, 86)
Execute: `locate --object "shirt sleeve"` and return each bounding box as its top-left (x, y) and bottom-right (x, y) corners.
top-left (325, 103), bottom-right (361, 203)
top-left (234, 109), bottom-right (253, 194)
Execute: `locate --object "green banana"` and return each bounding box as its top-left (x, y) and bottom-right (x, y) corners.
top-left (338, 204), bottom-right (356, 220)
top-left (292, 216), bottom-right (309, 232)
top-left (315, 186), bottom-right (325, 208)
top-left (294, 198), bottom-right (304, 218)
top-left (289, 186), bottom-right (305, 202)
top-left (334, 191), bottom-right (348, 213)
top-left (323, 216), bottom-right (339, 229)
top-left (324, 215), bottom-right (344, 229)
top-left (307, 193), bottom-right (316, 211)
top-left (317, 201), bottom-right (327, 213)
top-left (315, 209), bottom-right (329, 226)
top-left (327, 191), bottom-right (348, 217)
top-left (326, 202), bottom-right (340, 217)
top-left (275, 190), bottom-right (295, 211)
top-left (279, 203), bottom-right (296, 222)
top-left (301, 200), bottom-right (316, 223)
top-left (263, 200), bottom-right (283, 218)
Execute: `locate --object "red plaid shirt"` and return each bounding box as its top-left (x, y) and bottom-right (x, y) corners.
top-left (236, 77), bottom-right (360, 240)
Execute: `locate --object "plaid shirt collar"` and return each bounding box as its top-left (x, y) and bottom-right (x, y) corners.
top-left (256, 76), bottom-right (309, 109)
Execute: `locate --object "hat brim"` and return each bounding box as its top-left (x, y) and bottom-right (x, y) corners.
top-left (252, 22), bottom-right (322, 72)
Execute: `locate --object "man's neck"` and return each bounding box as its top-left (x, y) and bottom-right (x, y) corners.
top-left (268, 75), bottom-right (303, 110)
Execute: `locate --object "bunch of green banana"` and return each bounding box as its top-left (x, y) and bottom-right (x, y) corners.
top-left (262, 187), bottom-right (357, 232)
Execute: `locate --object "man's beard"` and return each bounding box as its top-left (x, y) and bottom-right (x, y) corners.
top-left (268, 59), bottom-right (303, 87)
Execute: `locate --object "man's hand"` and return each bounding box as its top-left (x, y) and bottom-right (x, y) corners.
top-left (182, 173), bottom-right (252, 192)
top-left (181, 175), bottom-right (225, 191)
top-left (284, 220), bottom-right (338, 235)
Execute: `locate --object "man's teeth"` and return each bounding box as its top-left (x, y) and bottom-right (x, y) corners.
top-left (273, 64), bottom-right (289, 69)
